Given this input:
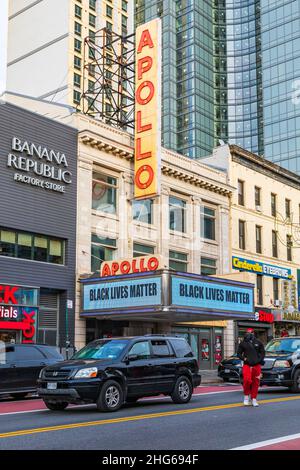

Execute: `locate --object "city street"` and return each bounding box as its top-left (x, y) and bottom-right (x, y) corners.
top-left (1, 384), bottom-right (300, 450)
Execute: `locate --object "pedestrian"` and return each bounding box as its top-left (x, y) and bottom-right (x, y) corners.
top-left (237, 328), bottom-right (265, 407)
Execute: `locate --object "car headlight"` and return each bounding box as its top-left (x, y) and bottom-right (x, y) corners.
top-left (274, 360), bottom-right (290, 368)
top-left (74, 367), bottom-right (98, 378)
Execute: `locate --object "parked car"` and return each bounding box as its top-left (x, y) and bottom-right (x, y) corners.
top-left (260, 336), bottom-right (300, 392)
top-left (218, 336), bottom-right (300, 392)
top-left (0, 343), bottom-right (64, 398)
top-left (218, 354), bottom-right (242, 382)
top-left (37, 335), bottom-right (202, 412)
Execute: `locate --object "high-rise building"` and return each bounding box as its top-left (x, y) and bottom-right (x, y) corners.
top-left (136, 0), bottom-right (300, 168)
top-left (6, 0), bottom-right (134, 108)
top-left (261, 0), bottom-right (300, 172)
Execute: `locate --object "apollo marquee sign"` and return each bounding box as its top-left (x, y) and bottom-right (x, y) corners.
top-left (134, 18), bottom-right (162, 199)
top-left (6, 137), bottom-right (72, 194)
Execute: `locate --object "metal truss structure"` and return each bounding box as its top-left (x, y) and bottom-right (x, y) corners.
top-left (81, 28), bottom-right (135, 131)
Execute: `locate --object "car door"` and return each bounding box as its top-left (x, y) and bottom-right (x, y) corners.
top-left (14, 345), bottom-right (48, 391)
top-left (0, 344), bottom-right (17, 393)
top-left (125, 340), bottom-right (157, 397)
top-left (149, 339), bottom-right (177, 394)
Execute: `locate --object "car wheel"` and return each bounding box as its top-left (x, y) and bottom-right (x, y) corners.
top-left (10, 393), bottom-right (28, 399)
top-left (96, 380), bottom-right (124, 412)
top-left (222, 378), bottom-right (230, 383)
top-left (289, 369), bottom-right (300, 393)
top-left (171, 376), bottom-right (193, 404)
top-left (43, 400), bottom-right (68, 411)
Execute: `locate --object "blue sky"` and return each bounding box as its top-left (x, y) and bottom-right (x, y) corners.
top-left (0, 0), bottom-right (8, 94)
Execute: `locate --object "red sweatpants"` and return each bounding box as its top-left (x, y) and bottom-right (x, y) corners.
top-left (242, 364), bottom-right (261, 399)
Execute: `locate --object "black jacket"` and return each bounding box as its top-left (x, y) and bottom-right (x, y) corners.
top-left (237, 335), bottom-right (265, 366)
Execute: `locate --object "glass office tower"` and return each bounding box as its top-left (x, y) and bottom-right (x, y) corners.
top-left (136, 0), bottom-right (300, 168)
top-left (136, 0), bottom-right (215, 158)
top-left (261, 0), bottom-right (300, 172)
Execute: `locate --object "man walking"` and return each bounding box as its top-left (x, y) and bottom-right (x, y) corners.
top-left (237, 328), bottom-right (265, 407)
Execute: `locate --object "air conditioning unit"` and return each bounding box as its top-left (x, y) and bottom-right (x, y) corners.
top-left (274, 300), bottom-right (282, 307)
top-left (256, 205), bottom-right (262, 212)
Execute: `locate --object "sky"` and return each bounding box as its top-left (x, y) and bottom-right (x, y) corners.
top-left (0, 0), bottom-right (9, 94)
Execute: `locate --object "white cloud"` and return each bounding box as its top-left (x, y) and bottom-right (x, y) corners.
top-left (0, 0), bottom-right (9, 94)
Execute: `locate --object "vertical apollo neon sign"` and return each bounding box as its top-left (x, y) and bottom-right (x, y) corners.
top-left (134, 18), bottom-right (162, 199)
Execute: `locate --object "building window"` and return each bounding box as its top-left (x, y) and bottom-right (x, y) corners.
top-left (201, 206), bottom-right (216, 240)
top-left (255, 186), bottom-right (261, 208)
top-left (73, 90), bottom-right (81, 104)
top-left (74, 73), bottom-right (81, 88)
top-left (133, 199), bottom-right (153, 224)
top-left (255, 225), bottom-right (262, 254)
top-left (75, 4), bottom-right (82, 18)
top-left (89, 63), bottom-right (95, 76)
top-left (201, 257), bottom-right (217, 276)
top-left (92, 171), bottom-right (117, 214)
top-left (17, 232), bottom-right (33, 260)
top-left (122, 0), bottom-right (128, 12)
top-left (272, 230), bottom-right (278, 258)
top-left (106, 5), bottom-right (113, 18)
top-left (0, 228), bottom-right (64, 264)
top-left (273, 278), bottom-right (279, 303)
top-left (106, 21), bottom-right (113, 32)
top-left (89, 0), bottom-right (96, 11)
top-left (133, 243), bottom-right (155, 258)
top-left (74, 21), bottom-right (82, 36)
top-left (89, 13), bottom-right (96, 27)
top-left (74, 56), bottom-right (81, 70)
top-left (121, 14), bottom-right (127, 28)
top-left (257, 275), bottom-right (263, 306)
top-left (169, 197), bottom-right (186, 233)
top-left (271, 193), bottom-right (277, 217)
top-left (74, 38), bottom-right (82, 53)
top-left (287, 235), bottom-right (292, 261)
top-left (239, 220), bottom-right (246, 250)
top-left (89, 29), bottom-right (96, 43)
top-left (169, 251), bottom-right (188, 272)
top-left (285, 199), bottom-right (291, 219)
top-left (238, 180), bottom-right (244, 206)
top-left (91, 235), bottom-right (116, 273)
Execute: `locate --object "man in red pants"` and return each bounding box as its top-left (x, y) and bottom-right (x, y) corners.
top-left (237, 328), bottom-right (265, 407)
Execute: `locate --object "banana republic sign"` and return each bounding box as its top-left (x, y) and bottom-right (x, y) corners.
top-left (6, 137), bottom-right (72, 194)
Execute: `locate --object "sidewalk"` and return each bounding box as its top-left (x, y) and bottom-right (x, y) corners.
top-left (200, 369), bottom-right (224, 385)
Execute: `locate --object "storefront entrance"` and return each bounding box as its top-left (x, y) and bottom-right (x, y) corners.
top-left (173, 327), bottom-right (224, 370)
top-left (236, 321), bottom-right (272, 347)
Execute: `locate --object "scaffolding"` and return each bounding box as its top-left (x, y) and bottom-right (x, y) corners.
top-left (81, 28), bottom-right (135, 131)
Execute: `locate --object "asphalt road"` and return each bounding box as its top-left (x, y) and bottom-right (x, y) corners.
top-left (1, 385), bottom-right (300, 450)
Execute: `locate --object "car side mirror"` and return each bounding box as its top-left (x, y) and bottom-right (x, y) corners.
top-left (128, 354), bottom-right (139, 362)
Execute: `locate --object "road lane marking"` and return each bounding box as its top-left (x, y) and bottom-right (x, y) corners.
top-left (231, 433), bottom-right (300, 450)
top-left (1, 395), bottom-right (300, 439)
top-left (0, 390), bottom-right (243, 416)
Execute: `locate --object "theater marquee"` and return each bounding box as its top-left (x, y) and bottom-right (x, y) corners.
top-left (134, 18), bottom-right (162, 199)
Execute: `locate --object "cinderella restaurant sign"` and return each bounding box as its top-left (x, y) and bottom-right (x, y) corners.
top-left (6, 137), bottom-right (72, 194)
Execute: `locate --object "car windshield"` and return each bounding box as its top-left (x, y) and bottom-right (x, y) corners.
top-left (265, 338), bottom-right (300, 354)
top-left (71, 340), bottom-right (129, 360)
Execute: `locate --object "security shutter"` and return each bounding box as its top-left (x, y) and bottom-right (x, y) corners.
top-left (38, 293), bottom-right (59, 345)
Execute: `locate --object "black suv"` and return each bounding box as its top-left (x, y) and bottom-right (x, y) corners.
top-left (37, 336), bottom-right (201, 412)
top-left (0, 343), bottom-right (64, 398)
top-left (260, 336), bottom-right (300, 392)
top-left (218, 336), bottom-right (300, 392)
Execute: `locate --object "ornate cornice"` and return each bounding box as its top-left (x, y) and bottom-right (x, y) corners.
top-left (79, 131), bottom-right (233, 196)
